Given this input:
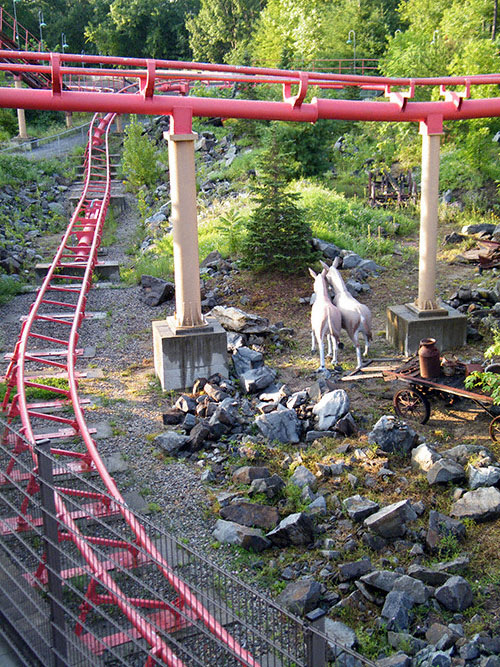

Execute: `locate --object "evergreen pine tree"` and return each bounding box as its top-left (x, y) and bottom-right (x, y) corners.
top-left (242, 135), bottom-right (317, 273)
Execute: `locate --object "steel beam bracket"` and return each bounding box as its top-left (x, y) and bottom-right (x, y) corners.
top-left (385, 80), bottom-right (415, 110)
top-left (50, 53), bottom-right (62, 96)
top-left (440, 80), bottom-right (470, 110)
top-left (140, 59), bottom-right (155, 99)
top-left (283, 72), bottom-right (308, 108)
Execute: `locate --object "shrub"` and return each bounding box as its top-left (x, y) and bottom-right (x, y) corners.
top-left (122, 116), bottom-right (163, 190)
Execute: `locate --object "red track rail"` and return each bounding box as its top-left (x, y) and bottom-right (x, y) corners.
top-left (0, 110), bottom-right (259, 666)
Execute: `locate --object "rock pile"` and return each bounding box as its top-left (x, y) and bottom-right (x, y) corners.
top-left (0, 180), bottom-right (68, 275)
top-left (154, 346), bottom-right (500, 665)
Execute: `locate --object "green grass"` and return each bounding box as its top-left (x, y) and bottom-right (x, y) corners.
top-left (0, 275), bottom-right (23, 306)
top-left (0, 377), bottom-right (70, 403)
top-left (297, 181), bottom-right (419, 264)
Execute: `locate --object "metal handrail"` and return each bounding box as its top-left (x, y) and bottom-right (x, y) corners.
top-left (0, 121), bottom-right (91, 154)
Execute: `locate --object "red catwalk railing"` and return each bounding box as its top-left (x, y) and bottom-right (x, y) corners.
top-left (0, 110), bottom-right (259, 666)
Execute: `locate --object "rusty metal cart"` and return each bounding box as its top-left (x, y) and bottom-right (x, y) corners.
top-left (383, 357), bottom-right (500, 441)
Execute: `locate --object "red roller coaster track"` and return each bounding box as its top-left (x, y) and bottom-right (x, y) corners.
top-left (2, 9), bottom-right (500, 663)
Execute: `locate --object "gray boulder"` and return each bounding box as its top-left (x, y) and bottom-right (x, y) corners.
top-left (427, 459), bottom-right (465, 485)
top-left (220, 502), bottom-right (279, 531)
top-left (368, 416), bottom-right (418, 455)
top-left (467, 465), bottom-right (500, 489)
top-left (425, 623), bottom-right (461, 650)
top-left (141, 275), bottom-right (175, 306)
top-left (266, 512), bottom-right (314, 546)
top-left (212, 519), bottom-right (270, 552)
top-left (434, 575), bottom-right (473, 611)
top-left (312, 389), bottom-right (350, 430)
top-left (443, 443), bottom-right (494, 466)
top-left (154, 431), bottom-right (190, 456)
top-left (363, 500), bottom-right (417, 538)
top-left (343, 495), bottom-right (379, 522)
top-left (249, 474), bottom-right (285, 499)
top-left (209, 306), bottom-right (270, 334)
top-left (412, 443), bottom-right (441, 472)
top-left (240, 366), bottom-right (277, 393)
top-left (232, 346), bottom-right (264, 376)
top-left (360, 570), bottom-right (401, 593)
top-left (381, 591), bottom-right (414, 631)
top-left (406, 564), bottom-right (451, 587)
top-left (451, 486), bottom-right (500, 521)
top-left (393, 575), bottom-right (431, 604)
top-left (255, 407), bottom-right (301, 444)
top-left (324, 618), bottom-right (358, 659)
top-left (338, 558), bottom-right (373, 582)
top-left (342, 253), bottom-right (362, 268)
top-left (376, 656), bottom-right (411, 667)
top-left (232, 466), bottom-right (270, 484)
top-left (312, 238), bottom-right (341, 260)
top-left (426, 511), bottom-right (465, 551)
top-left (277, 579), bottom-right (321, 616)
top-left (289, 465), bottom-right (318, 491)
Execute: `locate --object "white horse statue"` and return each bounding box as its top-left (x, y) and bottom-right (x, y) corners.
top-left (321, 258), bottom-right (372, 368)
top-left (309, 267), bottom-right (342, 371)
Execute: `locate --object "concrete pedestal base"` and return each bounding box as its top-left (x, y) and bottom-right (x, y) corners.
top-left (386, 303), bottom-right (467, 355)
top-left (153, 317), bottom-right (228, 391)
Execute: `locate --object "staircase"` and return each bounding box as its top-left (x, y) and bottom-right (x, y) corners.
top-left (0, 6), bottom-right (52, 89)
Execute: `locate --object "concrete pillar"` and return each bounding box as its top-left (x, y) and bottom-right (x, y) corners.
top-left (153, 112), bottom-right (228, 390)
top-left (386, 114), bottom-right (467, 354)
top-left (416, 117), bottom-right (444, 311)
top-left (115, 114), bottom-right (123, 134)
top-left (166, 130), bottom-right (204, 328)
top-left (14, 78), bottom-right (28, 140)
top-left (65, 112), bottom-right (73, 128)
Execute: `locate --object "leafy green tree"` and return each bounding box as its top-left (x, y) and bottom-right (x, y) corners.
top-left (186, 0), bottom-right (261, 63)
top-left (122, 116), bottom-right (162, 190)
top-left (267, 119), bottom-right (338, 178)
top-left (85, 0), bottom-right (197, 59)
top-left (241, 135), bottom-right (317, 273)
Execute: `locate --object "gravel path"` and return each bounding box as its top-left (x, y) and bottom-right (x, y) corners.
top-left (0, 194), bottom-right (218, 552)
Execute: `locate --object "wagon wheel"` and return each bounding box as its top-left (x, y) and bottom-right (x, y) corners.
top-left (393, 388), bottom-right (431, 424)
top-left (489, 415), bottom-right (500, 442)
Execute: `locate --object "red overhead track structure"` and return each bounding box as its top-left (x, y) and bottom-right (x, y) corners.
top-left (2, 50), bottom-right (500, 132)
top-left (2, 38), bottom-right (500, 665)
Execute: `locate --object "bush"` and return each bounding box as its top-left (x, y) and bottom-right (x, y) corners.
top-left (122, 116), bottom-right (163, 190)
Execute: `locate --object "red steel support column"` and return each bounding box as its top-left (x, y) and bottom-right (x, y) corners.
top-left (166, 110), bottom-right (203, 328)
top-left (416, 115), bottom-right (444, 311)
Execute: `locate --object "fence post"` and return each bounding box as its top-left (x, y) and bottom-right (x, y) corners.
top-left (36, 439), bottom-right (68, 667)
top-left (305, 608), bottom-right (327, 667)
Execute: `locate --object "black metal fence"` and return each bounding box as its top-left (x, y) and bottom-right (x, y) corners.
top-left (0, 417), bottom-right (375, 667)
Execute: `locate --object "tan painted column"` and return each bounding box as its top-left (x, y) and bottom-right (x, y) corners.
top-left (14, 78), bottom-right (28, 140)
top-left (115, 114), bottom-right (123, 134)
top-left (416, 117), bottom-right (444, 311)
top-left (166, 131), bottom-right (204, 328)
top-left (65, 112), bottom-right (73, 128)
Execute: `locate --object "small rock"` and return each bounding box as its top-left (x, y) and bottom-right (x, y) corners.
top-left (434, 576), bottom-right (473, 611)
top-left (290, 465), bottom-right (318, 491)
top-left (212, 519), bottom-right (270, 552)
top-left (266, 512), bottom-right (315, 546)
top-left (368, 416), bottom-right (418, 455)
top-left (277, 579), bottom-right (321, 616)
